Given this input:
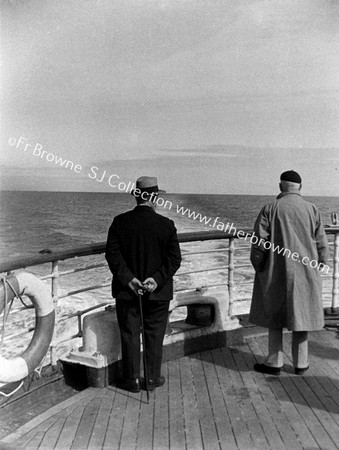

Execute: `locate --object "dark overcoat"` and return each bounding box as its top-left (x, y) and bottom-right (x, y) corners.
top-left (105, 205), bottom-right (181, 301)
top-left (249, 192), bottom-right (329, 331)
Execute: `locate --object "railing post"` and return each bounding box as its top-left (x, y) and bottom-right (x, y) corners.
top-left (332, 231), bottom-right (339, 312)
top-left (228, 238), bottom-right (235, 317)
top-left (50, 260), bottom-right (59, 366)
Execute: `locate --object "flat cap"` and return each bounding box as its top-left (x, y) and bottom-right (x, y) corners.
top-left (280, 170), bottom-right (302, 184)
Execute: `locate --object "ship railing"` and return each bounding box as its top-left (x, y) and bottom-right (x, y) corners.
top-left (0, 228), bottom-right (338, 368)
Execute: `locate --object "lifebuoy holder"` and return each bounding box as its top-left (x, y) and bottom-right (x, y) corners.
top-left (0, 272), bottom-right (55, 384)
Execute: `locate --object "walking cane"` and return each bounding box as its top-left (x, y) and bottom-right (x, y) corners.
top-left (138, 291), bottom-right (149, 404)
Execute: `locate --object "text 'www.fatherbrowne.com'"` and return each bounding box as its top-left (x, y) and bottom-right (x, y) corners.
top-left (175, 205), bottom-right (330, 274)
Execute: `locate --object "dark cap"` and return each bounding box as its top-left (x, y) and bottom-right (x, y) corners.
top-left (280, 170), bottom-right (302, 184)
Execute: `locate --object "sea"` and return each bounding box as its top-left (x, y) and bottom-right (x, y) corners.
top-left (0, 191), bottom-right (338, 260)
top-left (0, 191), bottom-right (338, 359)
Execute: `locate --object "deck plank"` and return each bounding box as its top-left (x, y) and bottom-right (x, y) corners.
top-left (167, 358), bottom-right (186, 450)
top-left (119, 389), bottom-right (141, 450)
top-left (312, 330), bottom-right (339, 374)
top-left (153, 362), bottom-right (170, 450)
top-left (290, 375), bottom-right (339, 448)
top-left (231, 344), bottom-right (275, 449)
top-left (15, 414), bottom-right (65, 449)
top-left (179, 356), bottom-right (204, 450)
top-left (243, 339), bottom-right (304, 450)
top-left (102, 386), bottom-right (128, 450)
top-left (275, 333), bottom-right (339, 443)
top-left (2, 388), bottom-right (99, 448)
top-left (231, 344), bottom-right (282, 450)
top-left (247, 335), bottom-right (319, 449)
top-left (71, 393), bottom-right (105, 450)
top-left (309, 352), bottom-right (339, 406)
top-left (285, 332), bottom-right (339, 411)
top-left (211, 348), bottom-right (246, 450)
top-left (24, 432), bottom-right (45, 450)
top-left (21, 413), bottom-right (66, 450)
top-left (12, 420), bottom-right (53, 448)
top-left (280, 376), bottom-right (338, 450)
top-left (302, 375), bottom-right (339, 425)
top-left (38, 417), bottom-right (67, 450)
top-left (87, 387), bottom-right (116, 450)
top-left (200, 350), bottom-right (239, 450)
top-left (218, 347), bottom-right (256, 450)
top-left (54, 405), bottom-right (87, 450)
top-left (190, 352), bottom-right (220, 449)
top-left (229, 346), bottom-right (288, 450)
top-left (261, 375), bottom-right (316, 449)
top-left (136, 386), bottom-right (156, 449)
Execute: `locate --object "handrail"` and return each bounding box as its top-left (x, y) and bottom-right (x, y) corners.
top-left (0, 227), bottom-right (338, 370)
top-left (0, 230), bottom-right (253, 273)
top-left (0, 227), bottom-right (337, 273)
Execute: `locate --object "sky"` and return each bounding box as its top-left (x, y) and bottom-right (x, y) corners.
top-left (0, 0), bottom-right (338, 195)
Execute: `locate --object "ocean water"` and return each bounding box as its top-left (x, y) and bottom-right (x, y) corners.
top-left (0, 191), bottom-right (337, 260)
top-left (0, 191), bottom-right (337, 358)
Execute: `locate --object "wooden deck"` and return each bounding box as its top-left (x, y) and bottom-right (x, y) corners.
top-left (1, 329), bottom-right (338, 450)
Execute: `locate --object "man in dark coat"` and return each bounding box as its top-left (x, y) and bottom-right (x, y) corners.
top-left (249, 170), bottom-right (329, 375)
top-left (105, 176), bottom-right (181, 392)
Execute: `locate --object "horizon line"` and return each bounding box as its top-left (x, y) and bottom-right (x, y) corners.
top-left (0, 189), bottom-right (337, 199)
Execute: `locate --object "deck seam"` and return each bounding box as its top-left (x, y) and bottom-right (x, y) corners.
top-left (1, 388), bottom-right (98, 444)
top-left (232, 343), bottom-right (282, 449)
top-left (245, 339), bottom-right (304, 449)
top-left (180, 356), bottom-right (204, 450)
top-left (205, 351), bottom-right (247, 450)
top-left (87, 387), bottom-right (116, 450)
top-left (70, 391), bottom-right (105, 449)
top-left (197, 351), bottom-right (222, 449)
top-left (230, 346), bottom-right (281, 449)
top-left (152, 361), bottom-right (171, 450)
top-left (219, 347), bottom-right (257, 450)
top-left (54, 404), bottom-right (86, 450)
top-left (211, 348), bottom-right (243, 450)
top-left (167, 358), bottom-right (186, 449)
top-left (102, 387), bottom-right (128, 449)
top-left (39, 416), bottom-right (67, 449)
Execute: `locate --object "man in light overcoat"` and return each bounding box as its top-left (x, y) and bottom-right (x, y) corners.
top-left (249, 170), bottom-right (329, 375)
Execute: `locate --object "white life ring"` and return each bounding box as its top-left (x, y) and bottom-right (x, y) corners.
top-left (0, 272), bottom-right (55, 384)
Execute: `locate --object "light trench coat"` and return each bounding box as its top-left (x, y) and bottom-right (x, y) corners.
top-left (249, 191), bottom-right (329, 331)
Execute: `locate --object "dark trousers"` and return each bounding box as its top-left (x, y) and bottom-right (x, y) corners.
top-left (116, 297), bottom-right (170, 380)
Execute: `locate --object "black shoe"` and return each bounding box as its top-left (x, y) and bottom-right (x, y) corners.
top-left (254, 363), bottom-right (282, 376)
top-left (117, 378), bottom-right (141, 393)
top-left (295, 366), bottom-right (309, 375)
top-left (142, 375), bottom-right (166, 391)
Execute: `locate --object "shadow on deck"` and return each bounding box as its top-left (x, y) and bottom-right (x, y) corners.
top-left (1, 329), bottom-right (338, 450)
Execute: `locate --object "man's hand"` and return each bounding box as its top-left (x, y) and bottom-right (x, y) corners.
top-left (128, 277), bottom-right (144, 296)
top-left (142, 277), bottom-right (158, 293)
